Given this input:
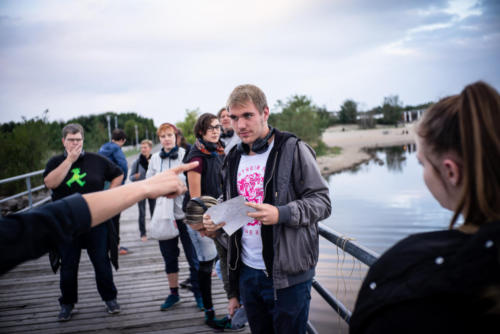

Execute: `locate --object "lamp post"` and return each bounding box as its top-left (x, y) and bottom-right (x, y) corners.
top-left (106, 115), bottom-right (111, 141)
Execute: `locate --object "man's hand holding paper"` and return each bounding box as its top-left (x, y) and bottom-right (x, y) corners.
top-left (202, 195), bottom-right (257, 236)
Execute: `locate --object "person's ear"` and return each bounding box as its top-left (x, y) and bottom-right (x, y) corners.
top-left (263, 107), bottom-right (270, 121)
top-left (442, 158), bottom-right (461, 187)
top-left (61, 138), bottom-right (65, 146)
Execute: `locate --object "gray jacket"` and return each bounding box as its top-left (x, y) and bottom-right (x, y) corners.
top-left (223, 129), bottom-right (331, 295)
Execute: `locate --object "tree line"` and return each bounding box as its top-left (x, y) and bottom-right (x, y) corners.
top-left (0, 110), bottom-right (156, 195)
top-left (1, 93), bottom-right (434, 195)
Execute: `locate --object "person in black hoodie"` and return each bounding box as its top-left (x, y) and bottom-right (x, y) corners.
top-left (350, 82), bottom-right (500, 333)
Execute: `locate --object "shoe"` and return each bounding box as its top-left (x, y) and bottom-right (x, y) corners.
top-left (119, 246), bottom-right (129, 255)
top-left (57, 304), bottom-right (74, 322)
top-left (218, 316), bottom-right (245, 332)
top-left (195, 296), bottom-right (204, 311)
top-left (180, 278), bottom-right (192, 290)
top-left (105, 299), bottom-right (121, 314)
top-left (160, 294), bottom-right (180, 311)
top-left (205, 309), bottom-right (226, 330)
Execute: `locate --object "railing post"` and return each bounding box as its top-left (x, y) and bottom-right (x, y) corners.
top-left (26, 176), bottom-right (33, 209)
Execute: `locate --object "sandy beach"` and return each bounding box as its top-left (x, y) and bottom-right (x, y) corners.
top-left (318, 124), bottom-right (416, 175)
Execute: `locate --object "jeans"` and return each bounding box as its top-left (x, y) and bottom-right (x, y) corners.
top-left (59, 223), bottom-right (117, 305)
top-left (158, 219), bottom-right (201, 298)
top-left (239, 263), bottom-right (312, 334)
top-left (137, 198), bottom-right (155, 237)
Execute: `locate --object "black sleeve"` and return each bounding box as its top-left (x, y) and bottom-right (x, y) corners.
top-left (102, 155), bottom-right (124, 181)
top-left (43, 156), bottom-right (62, 178)
top-left (0, 193), bottom-right (91, 275)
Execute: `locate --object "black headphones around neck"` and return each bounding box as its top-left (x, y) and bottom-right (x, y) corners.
top-left (159, 146), bottom-right (179, 160)
top-left (237, 126), bottom-right (275, 155)
top-left (190, 197), bottom-right (208, 213)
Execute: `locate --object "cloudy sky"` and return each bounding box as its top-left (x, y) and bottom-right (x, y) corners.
top-left (1, 0), bottom-right (499, 126)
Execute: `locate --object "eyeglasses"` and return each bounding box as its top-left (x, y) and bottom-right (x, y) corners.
top-left (207, 125), bottom-right (222, 132)
top-left (65, 138), bottom-right (83, 143)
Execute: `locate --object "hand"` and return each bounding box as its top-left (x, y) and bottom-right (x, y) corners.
top-left (67, 144), bottom-right (82, 163)
top-left (143, 161), bottom-right (198, 199)
top-left (203, 214), bottom-right (225, 232)
top-left (227, 297), bottom-right (240, 317)
top-left (245, 202), bottom-right (279, 225)
top-left (134, 173), bottom-right (140, 179)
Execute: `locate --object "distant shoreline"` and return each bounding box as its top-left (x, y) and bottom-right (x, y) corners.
top-left (317, 124), bottom-right (416, 176)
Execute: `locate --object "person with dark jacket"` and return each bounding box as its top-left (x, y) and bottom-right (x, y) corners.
top-left (99, 128), bottom-right (129, 254)
top-left (1, 161), bottom-right (196, 276)
top-left (204, 84), bottom-right (331, 334)
top-left (129, 139), bottom-right (155, 240)
top-left (44, 123), bottom-right (123, 321)
top-left (182, 113), bottom-right (227, 329)
top-left (350, 82), bottom-right (500, 333)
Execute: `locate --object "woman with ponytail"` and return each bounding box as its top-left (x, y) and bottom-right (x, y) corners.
top-left (350, 82), bottom-right (500, 333)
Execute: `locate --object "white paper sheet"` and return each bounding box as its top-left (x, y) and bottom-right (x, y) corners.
top-left (205, 195), bottom-right (256, 236)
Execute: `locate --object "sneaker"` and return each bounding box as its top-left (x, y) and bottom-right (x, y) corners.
top-left (195, 296), bottom-right (204, 311)
top-left (119, 246), bottom-right (129, 255)
top-left (57, 304), bottom-right (74, 322)
top-left (205, 309), bottom-right (226, 330)
top-left (180, 278), bottom-right (192, 290)
top-left (160, 294), bottom-right (180, 311)
top-left (105, 299), bottom-right (121, 314)
top-left (218, 316), bottom-right (245, 332)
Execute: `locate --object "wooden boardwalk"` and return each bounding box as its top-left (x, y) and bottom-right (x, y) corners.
top-left (0, 202), bottom-right (251, 334)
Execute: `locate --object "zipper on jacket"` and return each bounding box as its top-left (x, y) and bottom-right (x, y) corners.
top-left (263, 153), bottom-right (278, 201)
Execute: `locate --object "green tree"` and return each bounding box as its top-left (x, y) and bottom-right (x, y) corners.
top-left (269, 95), bottom-right (330, 155)
top-left (381, 95), bottom-right (403, 125)
top-left (176, 109), bottom-right (199, 144)
top-left (339, 99), bottom-right (358, 124)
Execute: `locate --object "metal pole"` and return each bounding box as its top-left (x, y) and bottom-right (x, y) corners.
top-left (106, 115), bottom-right (111, 141)
top-left (114, 116), bottom-right (118, 129)
top-left (145, 128), bottom-right (149, 140)
top-left (135, 124), bottom-right (139, 148)
top-left (26, 177), bottom-right (33, 209)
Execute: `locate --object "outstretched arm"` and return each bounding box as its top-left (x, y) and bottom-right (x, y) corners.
top-left (84, 161), bottom-right (198, 227)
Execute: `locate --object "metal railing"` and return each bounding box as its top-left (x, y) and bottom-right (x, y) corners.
top-left (0, 170), bottom-right (51, 213)
top-left (306, 223), bottom-right (380, 333)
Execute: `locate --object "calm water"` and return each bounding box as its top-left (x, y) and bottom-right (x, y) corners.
top-left (310, 144), bottom-right (455, 333)
top-left (322, 144), bottom-right (454, 254)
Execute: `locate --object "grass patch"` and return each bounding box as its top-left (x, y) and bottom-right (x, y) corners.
top-left (124, 148), bottom-right (140, 157)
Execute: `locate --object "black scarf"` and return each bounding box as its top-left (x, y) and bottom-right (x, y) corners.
top-left (139, 153), bottom-right (150, 171)
top-left (220, 129), bottom-right (234, 139)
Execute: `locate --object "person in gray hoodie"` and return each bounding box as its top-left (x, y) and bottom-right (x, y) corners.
top-left (204, 84), bottom-right (331, 334)
top-left (129, 139), bottom-right (156, 240)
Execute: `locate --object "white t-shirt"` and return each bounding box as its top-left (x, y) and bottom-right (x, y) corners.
top-left (237, 140), bottom-right (274, 270)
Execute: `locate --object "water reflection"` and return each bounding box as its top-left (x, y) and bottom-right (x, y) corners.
top-left (310, 144), bottom-right (453, 333)
top-left (323, 144), bottom-right (452, 254)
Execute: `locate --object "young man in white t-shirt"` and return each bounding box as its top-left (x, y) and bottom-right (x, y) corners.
top-left (204, 84), bottom-right (331, 334)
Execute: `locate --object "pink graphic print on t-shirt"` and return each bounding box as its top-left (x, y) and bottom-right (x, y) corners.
top-left (238, 166), bottom-right (264, 227)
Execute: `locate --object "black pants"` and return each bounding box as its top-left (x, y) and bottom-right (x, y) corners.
top-left (198, 259), bottom-right (214, 310)
top-left (112, 213), bottom-right (121, 244)
top-left (137, 198), bottom-right (156, 237)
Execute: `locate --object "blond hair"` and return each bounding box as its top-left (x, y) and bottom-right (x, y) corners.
top-left (140, 139), bottom-right (153, 148)
top-left (227, 84), bottom-right (268, 114)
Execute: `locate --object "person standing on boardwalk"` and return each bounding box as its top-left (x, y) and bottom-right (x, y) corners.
top-left (43, 123), bottom-right (124, 321)
top-left (146, 123), bottom-right (203, 311)
top-left (98, 128), bottom-right (129, 255)
top-left (129, 139), bottom-right (156, 241)
top-left (2, 162), bottom-right (197, 275)
top-left (350, 82), bottom-right (500, 334)
top-left (182, 113), bottom-right (227, 328)
top-left (204, 84), bottom-right (331, 334)
top-left (218, 107), bottom-right (240, 154)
